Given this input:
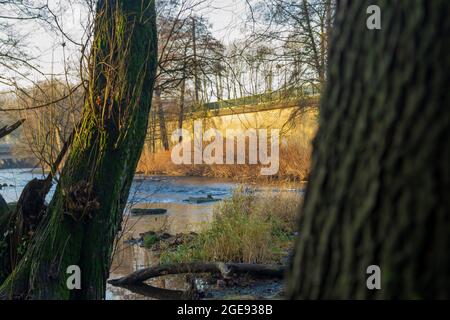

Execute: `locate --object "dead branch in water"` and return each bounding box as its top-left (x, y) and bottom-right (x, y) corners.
top-left (108, 262), bottom-right (286, 286)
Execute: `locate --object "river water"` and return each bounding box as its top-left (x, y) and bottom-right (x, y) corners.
top-left (0, 168), bottom-right (301, 299)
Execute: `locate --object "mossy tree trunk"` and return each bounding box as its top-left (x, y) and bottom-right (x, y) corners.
top-left (0, 0), bottom-right (157, 300)
top-left (0, 194), bottom-right (11, 283)
top-left (287, 0), bottom-right (450, 299)
top-left (0, 194), bottom-right (14, 284)
top-left (0, 195), bottom-right (7, 216)
top-left (0, 121), bottom-right (24, 282)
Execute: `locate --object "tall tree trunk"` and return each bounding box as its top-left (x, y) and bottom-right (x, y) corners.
top-left (178, 47), bottom-right (188, 143)
top-left (215, 73), bottom-right (221, 101)
top-left (178, 77), bottom-right (186, 143)
top-left (301, 0), bottom-right (324, 86)
top-left (0, 120), bottom-right (23, 282)
top-left (0, 194), bottom-right (12, 283)
top-left (150, 110), bottom-right (157, 153)
top-left (288, 0), bottom-right (450, 299)
top-left (0, 195), bottom-right (7, 215)
top-left (192, 17), bottom-right (201, 105)
top-left (155, 86), bottom-right (170, 151)
top-left (0, 0), bottom-right (157, 300)
top-left (324, 0), bottom-right (333, 56)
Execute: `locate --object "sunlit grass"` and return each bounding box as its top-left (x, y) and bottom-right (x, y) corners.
top-left (160, 187), bottom-right (301, 265)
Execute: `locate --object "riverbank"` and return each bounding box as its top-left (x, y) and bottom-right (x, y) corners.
top-left (137, 139), bottom-right (312, 182)
top-left (109, 187), bottom-right (301, 299)
top-left (158, 188), bottom-right (300, 265)
top-left (0, 168), bottom-right (303, 299)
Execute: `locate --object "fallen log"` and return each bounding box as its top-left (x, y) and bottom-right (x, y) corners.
top-left (108, 262), bottom-right (286, 286)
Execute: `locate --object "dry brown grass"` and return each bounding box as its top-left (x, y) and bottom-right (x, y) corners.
top-left (160, 188), bottom-right (302, 265)
top-left (137, 138), bottom-right (311, 182)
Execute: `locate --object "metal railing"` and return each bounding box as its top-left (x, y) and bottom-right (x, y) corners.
top-left (201, 85), bottom-right (321, 111)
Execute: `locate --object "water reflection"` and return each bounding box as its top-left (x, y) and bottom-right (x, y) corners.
top-left (107, 203), bottom-right (215, 300)
top-left (0, 169), bottom-right (299, 300)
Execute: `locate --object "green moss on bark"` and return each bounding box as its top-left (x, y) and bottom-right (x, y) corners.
top-left (0, 0), bottom-right (157, 300)
top-left (287, 0), bottom-right (450, 299)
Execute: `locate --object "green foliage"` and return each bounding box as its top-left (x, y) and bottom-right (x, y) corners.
top-left (0, 0), bottom-right (159, 300)
top-left (143, 233), bottom-right (159, 248)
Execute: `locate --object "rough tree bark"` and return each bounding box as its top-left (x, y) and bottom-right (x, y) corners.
top-left (1, 132), bottom-right (73, 282)
top-left (0, 195), bottom-right (7, 215)
top-left (0, 0), bottom-right (157, 300)
top-left (287, 0), bottom-right (450, 299)
top-left (0, 120), bottom-right (24, 282)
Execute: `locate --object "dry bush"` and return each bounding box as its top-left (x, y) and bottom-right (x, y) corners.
top-left (137, 137), bottom-right (312, 181)
top-left (279, 139), bottom-right (311, 181)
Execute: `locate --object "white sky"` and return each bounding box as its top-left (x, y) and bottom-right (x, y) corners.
top-left (0, 0), bottom-right (249, 91)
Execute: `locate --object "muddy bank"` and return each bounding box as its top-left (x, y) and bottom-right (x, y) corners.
top-left (107, 199), bottom-right (283, 299)
top-left (0, 169), bottom-right (297, 299)
top-left (108, 205), bottom-right (287, 300)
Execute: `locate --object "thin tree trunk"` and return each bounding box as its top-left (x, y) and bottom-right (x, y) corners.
top-left (324, 0), bottom-right (333, 56)
top-left (192, 17), bottom-right (200, 105)
top-left (287, 0), bottom-right (450, 299)
top-left (151, 111), bottom-right (157, 153)
top-left (0, 195), bottom-right (7, 215)
top-left (218, 73), bottom-right (224, 100)
top-left (301, 0), bottom-right (324, 86)
top-left (178, 76), bottom-right (186, 143)
top-left (0, 118), bottom-right (24, 282)
top-left (0, 194), bottom-right (12, 283)
top-left (155, 86), bottom-right (170, 151)
top-left (0, 0), bottom-right (157, 300)
top-left (215, 73), bottom-right (221, 100)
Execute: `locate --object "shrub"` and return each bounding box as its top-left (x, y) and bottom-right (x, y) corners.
top-left (143, 233), bottom-right (160, 248)
top-left (137, 138), bottom-right (312, 182)
top-left (160, 187), bottom-right (302, 265)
